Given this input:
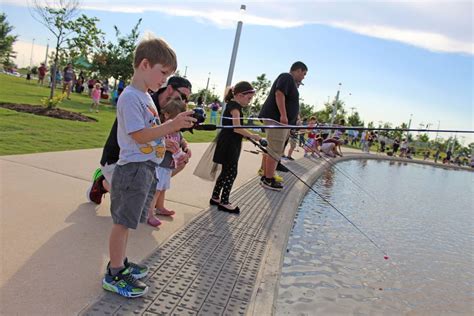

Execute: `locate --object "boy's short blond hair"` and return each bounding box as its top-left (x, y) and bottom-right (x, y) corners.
top-left (134, 37), bottom-right (177, 72)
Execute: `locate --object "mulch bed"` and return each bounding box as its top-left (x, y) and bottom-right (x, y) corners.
top-left (0, 103), bottom-right (97, 122)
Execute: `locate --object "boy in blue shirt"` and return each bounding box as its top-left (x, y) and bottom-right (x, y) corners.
top-left (102, 37), bottom-right (196, 298)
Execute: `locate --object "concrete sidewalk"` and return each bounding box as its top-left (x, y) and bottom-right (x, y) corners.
top-left (0, 142), bottom-right (460, 315)
top-left (0, 141), bottom-right (297, 316)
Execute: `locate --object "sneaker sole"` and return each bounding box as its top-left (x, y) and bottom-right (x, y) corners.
top-left (259, 182), bottom-right (283, 191)
top-left (102, 279), bottom-right (148, 298)
top-left (85, 185), bottom-right (93, 203)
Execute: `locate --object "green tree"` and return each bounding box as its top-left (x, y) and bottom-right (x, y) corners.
top-left (190, 89), bottom-right (220, 106)
top-left (299, 101), bottom-right (315, 120)
top-left (315, 100), bottom-right (346, 123)
top-left (92, 19), bottom-right (142, 85)
top-left (31, 0), bottom-right (81, 105)
top-left (347, 111), bottom-right (364, 128)
top-left (65, 15), bottom-right (104, 66)
top-left (0, 13), bottom-right (18, 69)
top-left (250, 73), bottom-right (271, 113)
top-left (416, 133), bottom-right (430, 143)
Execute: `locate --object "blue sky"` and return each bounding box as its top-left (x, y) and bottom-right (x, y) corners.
top-left (2, 0), bottom-right (473, 143)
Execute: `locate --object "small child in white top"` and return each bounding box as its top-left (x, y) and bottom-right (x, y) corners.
top-left (146, 99), bottom-right (189, 227)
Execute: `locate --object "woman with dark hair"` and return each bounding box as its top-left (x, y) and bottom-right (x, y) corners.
top-left (210, 81), bottom-right (262, 213)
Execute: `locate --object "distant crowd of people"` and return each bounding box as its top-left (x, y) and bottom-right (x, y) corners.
top-left (29, 62), bottom-right (129, 111)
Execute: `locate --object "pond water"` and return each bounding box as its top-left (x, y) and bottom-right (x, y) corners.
top-left (276, 159), bottom-right (473, 315)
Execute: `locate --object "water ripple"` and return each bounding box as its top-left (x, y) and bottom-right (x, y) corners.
top-left (276, 160), bottom-right (474, 315)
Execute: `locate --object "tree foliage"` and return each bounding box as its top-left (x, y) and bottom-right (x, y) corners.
top-left (91, 19), bottom-right (142, 84)
top-left (0, 13), bottom-right (18, 68)
top-left (314, 100), bottom-right (346, 123)
top-left (299, 101), bottom-right (314, 120)
top-left (190, 88), bottom-right (220, 106)
top-left (65, 15), bottom-right (104, 62)
top-left (31, 0), bottom-right (80, 104)
top-left (250, 73), bottom-right (271, 113)
top-left (347, 111), bottom-right (364, 127)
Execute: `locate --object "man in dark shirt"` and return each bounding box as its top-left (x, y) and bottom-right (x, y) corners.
top-left (259, 61), bottom-right (308, 190)
top-left (87, 76), bottom-right (193, 204)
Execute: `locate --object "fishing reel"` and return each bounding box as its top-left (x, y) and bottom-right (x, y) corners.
top-left (181, 108), bottom-right (206, 133)
top-left (258, 138), bottom-right (268, 147)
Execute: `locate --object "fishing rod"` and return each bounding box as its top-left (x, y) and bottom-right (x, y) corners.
top-left (247, 137), bottom-right (389, 260)
top-left (195, 123), bottom-right (474, 134)
top-left (302, 142), bottom-right (381, 203)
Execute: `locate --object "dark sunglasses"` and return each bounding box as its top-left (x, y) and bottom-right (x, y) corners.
top-left (172, 86), bottom-right (188, 102)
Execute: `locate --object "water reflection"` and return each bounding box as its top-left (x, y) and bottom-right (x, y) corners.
top-left (276, 160), bottom-right (473, 315)
top-left (321, 168), bottom-right (335, 189)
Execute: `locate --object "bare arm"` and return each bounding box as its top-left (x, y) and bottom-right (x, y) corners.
top-left (130, 110), bottom-right (196, 144)
top-left (230, 109), bottom-right (262, 141)
top-left (275, 90), bottom-right (287, 124)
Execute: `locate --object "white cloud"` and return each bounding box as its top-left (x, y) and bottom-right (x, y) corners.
top-left (329, 21), bottom-right (473, 55)
top-left (4, 0), bottom-right (473, 55)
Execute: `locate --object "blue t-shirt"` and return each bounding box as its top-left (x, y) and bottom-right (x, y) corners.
top-left (116, 86), bottom-right (166, 165)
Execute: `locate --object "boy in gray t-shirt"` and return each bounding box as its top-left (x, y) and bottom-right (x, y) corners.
top-left (102, 37), bottom-right (196, 298)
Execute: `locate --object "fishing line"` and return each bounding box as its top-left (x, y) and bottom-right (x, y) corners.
top-left (196, 120), bottom-right (474, 134)
top-left (247, 137), bottom-right (389, 259)
top-left (297, 135), bottom-right (381, 202)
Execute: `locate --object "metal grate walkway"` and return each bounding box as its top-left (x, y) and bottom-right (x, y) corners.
top-left (80, 158), bottom-right (316, 316)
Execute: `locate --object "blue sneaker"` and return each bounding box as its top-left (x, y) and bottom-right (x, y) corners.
top-left (102, 267), bottom-right (148, 298)
top-left (106, 258), bottom-right (149, 279)
top-left (124, 258), bottom-right (148, 279)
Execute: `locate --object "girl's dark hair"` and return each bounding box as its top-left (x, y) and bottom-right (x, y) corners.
top-left (224, 81), bottom-right (254, 103)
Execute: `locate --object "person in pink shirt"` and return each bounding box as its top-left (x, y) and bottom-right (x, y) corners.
top-left (90, 82), bottom-right (101, 112)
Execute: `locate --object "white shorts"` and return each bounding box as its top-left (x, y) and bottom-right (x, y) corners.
top-left (155, 166), bottom-right (172, 191)
top-left (100, 163), bottom-right (116, 185)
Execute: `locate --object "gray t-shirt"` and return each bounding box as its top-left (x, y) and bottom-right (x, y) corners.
top-left (116, 85), bottom-right (166, 166)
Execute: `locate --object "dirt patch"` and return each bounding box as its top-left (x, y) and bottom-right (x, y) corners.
top-left (0, 103), bottom-right (97, 122)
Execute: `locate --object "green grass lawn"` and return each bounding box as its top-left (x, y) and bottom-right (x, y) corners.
top-left (0, 74), bottom-right (217, 156)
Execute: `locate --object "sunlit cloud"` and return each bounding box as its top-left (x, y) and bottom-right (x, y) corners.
top-left (329, 21), bottom-right (473, 55)
top-left (5, 0), bottom-right (473, 55)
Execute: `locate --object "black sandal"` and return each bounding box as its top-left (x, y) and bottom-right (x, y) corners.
top-left (217, 204), bottom-right (240, 214)
top-left (209, 198), bottom-right (220, 206)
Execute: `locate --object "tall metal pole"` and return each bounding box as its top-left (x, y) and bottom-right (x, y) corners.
top-left (204, 72), bottom-right (211, 105)
top-left (435, 120), bottom-right (440, 143)
top-left (184, 66), bottom-right (188, 78)
top-left (330, 83), bottom-right (342, 125)
top-left (221, 4), bottom-right (246, 124)
top-left (225, 5), bottom-right (246, 89)
top-left (29, 38), bottom-right (35, 68)
top-left (44, 41), bottom-right (49, 65)
top-left (406, 114), bottom-right (413, 145)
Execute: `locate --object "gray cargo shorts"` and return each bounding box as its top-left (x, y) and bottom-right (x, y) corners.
top-left (110, 161), bottom-right (157, 229)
